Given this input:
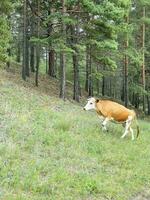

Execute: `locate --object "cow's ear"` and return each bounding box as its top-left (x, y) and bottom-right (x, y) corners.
top-left (96, 99), bottom-right (99, 103)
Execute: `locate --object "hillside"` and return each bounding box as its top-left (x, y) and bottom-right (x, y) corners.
top-left (0, 69), bottom-right (150, 200)
top-left (2, 65), bottom-right (85, 101)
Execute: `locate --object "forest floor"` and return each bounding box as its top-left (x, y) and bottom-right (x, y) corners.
top-left (0, 68), bottom-right (150, 200)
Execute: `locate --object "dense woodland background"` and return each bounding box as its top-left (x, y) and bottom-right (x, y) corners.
top-left (1, 0), bottom-right (150, 114)
top-left (1, 1), bottom-right (150, 199)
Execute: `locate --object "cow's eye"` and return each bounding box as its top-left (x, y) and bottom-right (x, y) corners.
top-left (90, 102), bottom-right (92, 105)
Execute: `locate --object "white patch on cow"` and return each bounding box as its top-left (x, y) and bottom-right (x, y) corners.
top-left (130, 127), bottom-right (134, 140)
top-left (102, 117), bottom-right (109, 132)
top-left (83, 97), bottom-right (96, 111)
top-left (128, 115), bottom-right (133, 120)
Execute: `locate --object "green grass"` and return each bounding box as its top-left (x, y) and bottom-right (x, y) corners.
top-left (0, 70), bottom-right (150, 200)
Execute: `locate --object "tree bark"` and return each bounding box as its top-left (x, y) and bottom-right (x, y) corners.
top-left (7, 48), bottom-right (11, 68)
top-left (88, 47), bottom-right (93, 96)
top-left (85, 45), bottom-right (89, 92)
top-left (35, 0), bottom-right (40, 86)
top-left (59, 0), bottom-right (66, 100)
top-left (46, 1), bottom-right (56, 78)
top-left (109, 78), bottom-right (112, 97)
top-left (30, 12), bottom-right (35, 72)
top-left (70, 25), bottom-right (80, 102)
top-left (48, 49), bottom-right (56, 77)
top-left (46, 47), bottom-right (48, 74)
top-left (73, 54), bottom-right (80, 102)
top-left (147, 96), bottom-right (150, 115)
top-left (59, 53), bottom-right (66, 99)
top-left (124, 15), bottom-right (129, 107)
top-left (102, 76), bottom-right (105, 96)
top-left (141, 6), bottom-right (146, 113)
top-left (121, 61), bottom-right (125, 102)
top-left (16, 42), bottom-right (21, 63)
top-left (25, 35), bottom-right (30, 76)
top-left (96, 65), bottom-right (100, 96)
top-left (30, 44), bottom-right (35, 72)
top-left (22, 0), bottom-right (27, 80)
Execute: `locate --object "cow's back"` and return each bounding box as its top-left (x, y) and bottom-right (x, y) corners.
top-left (96, 100), bottom-right (134, 122)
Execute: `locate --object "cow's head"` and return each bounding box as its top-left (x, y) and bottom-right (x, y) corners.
top-left (83, 97), bottom-right (97, 110)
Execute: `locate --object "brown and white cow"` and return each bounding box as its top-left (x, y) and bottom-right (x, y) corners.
top-left (83, 97), bottom-right (139, 140)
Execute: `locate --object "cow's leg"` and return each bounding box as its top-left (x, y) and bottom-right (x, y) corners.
top-left (129, 127), bottom-right (134, 140)
top-left (102, 117), bottom-right (109, 132)
top-left (121, 121), bottom-right (130, 138)
top-left (121, 116), bottom-right (132, 139)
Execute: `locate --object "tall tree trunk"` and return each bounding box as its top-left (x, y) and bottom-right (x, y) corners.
top-left (73, 50), bottom-right (80, 101)
top-left (16, 42), bottom-right (21, 63)
top-left (102, 76), bottom-right (105, 96)
top-left (30, 14), bottom-right (35, 72)
top-left (47, 2), bottom-right (55, 78)
top-left (88, 47), bottom-right (93, 96)
top-left (96, 65), bottom-right (100, 96)
top-left (70, 25), bottom-right (80, 102)
top-left (141, 6), bottom-right (146, 113)
top-left (85, 45), bottom-right (93, 96)
top-left (6, 16), bottom-right (11, 68)
top-left (73, 53), bottom-right (80, 102)
top-left (121, 61), bottom-right (125, 101)
top-left (25, 36), bottom-right (30, 76)
top-left (85, 45), bottom-right (89, 92)
top-left (30, 44), bottom-right (35, 72)
top-left (124, 15), bottom-right (129, 107)
top-left (55, 53), bottom-right (58, 77)
top-left (109, 78), bottom-right (112, 97)
top-left (59, 0), bottom-right (66, 100)
top-left (46, 47), bottom-right (48, 74)
top-left (22, 0), bottom-right (27, 81)
top-left (102, 65), bottom-right (106, 96)
top-left (35, 0), bottom-right (40, 86)
top-left (35, 47), bottom-right (40, 86)
top-left (59, 53), bottom-right (66, 99)
top-left (48, 49), bottom-right (56, 77)
top-left (7, 48), bottom-right (11, 68)
top-left (147, 96), bottom-right (150, 115)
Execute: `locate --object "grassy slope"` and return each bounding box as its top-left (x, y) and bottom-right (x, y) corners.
top-left (0, 70), bottom-right (150, 200)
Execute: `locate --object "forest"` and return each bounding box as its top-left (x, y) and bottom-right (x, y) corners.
top-left (1, 1), bottom-right (150, 200)
top-left (1, 0), bottom-right (150, 114)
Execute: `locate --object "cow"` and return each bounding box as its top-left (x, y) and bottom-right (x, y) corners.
top-left (83, 97), bottom-right (139, 140)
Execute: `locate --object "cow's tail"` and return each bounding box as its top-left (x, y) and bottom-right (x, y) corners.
top-left (136, 118), bottom-right (140, 138)
top-left (133, 111), bottom-right (140, 138)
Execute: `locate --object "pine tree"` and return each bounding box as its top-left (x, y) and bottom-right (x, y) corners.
top-left (35, 0), bottom-right (40, 86)
top-left (59, 0), bottom-right (66, 100)
top-left (124, 14), bottom-right (129, 107)
top-left (22, 0), bottom-right (27, 80)
top-left (0, 0), bottom-right (12, 62)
